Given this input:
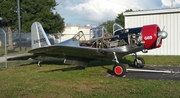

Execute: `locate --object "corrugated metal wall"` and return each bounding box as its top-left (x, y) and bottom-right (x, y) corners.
top-left (124, 8), bottom-right (180, 55)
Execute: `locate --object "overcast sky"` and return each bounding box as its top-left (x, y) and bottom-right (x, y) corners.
top-left (55, 0), bottom-right (180, 26)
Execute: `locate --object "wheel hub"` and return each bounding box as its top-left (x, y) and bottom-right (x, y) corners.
top-left (115, 66), bottom-right (123, 75)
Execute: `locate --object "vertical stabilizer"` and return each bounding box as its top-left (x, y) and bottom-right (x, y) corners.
top-left (31, 22), bottom-right (51, 49)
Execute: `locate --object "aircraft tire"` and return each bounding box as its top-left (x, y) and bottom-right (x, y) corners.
top-left (38, 61), bottom-right (42, 67)
top-left (38, 64), bottom-right (42, 67)
top-left (113, 63), bottom-right (126, 77)
top-left (134, 57), bottom-right (145, 68)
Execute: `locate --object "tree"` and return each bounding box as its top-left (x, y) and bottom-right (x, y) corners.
top-left (115, 13), bottom-right (124, 28)
top-left (0, 0), bottom-right (17, 49)
top-left (100, 9), bottom-right (133, 35)
top-left (115, 9), bottom-right (133, 28)
top-left (0, 0), bottom-right (65, 49)
top-left (100, 20), bottom-right (115, 34)
top-left (20, 0), bottom-right (65, 33)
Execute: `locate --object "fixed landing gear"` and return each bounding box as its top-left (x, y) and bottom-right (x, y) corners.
top-left (112, 52), bottom-right (126, 77)
top-left (133, 53), bottom-right (145, 68)
top-left (113, 63), bottom-right (126, 77)
top-left (38, 61), bottom-right (42, 67)
top-left (36, 56), bottom-right (43, 67)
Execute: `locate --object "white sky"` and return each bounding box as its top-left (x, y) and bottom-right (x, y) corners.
top-left (55, 0), bottom-right (180, 26)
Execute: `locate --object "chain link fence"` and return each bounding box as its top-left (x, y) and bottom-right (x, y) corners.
top-left (0, 28), bottom-right (34, 68)
top-left (0, 28), bottom-right (7, 68)
top-left (0, 29), bottom-right (94, 68)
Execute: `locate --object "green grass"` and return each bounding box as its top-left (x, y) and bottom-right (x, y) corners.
top-left (121, 55), bottom-right (180, 66)
top-left (0, 62), bottom-right (180, 98)
top-left (1, 56), bottom-right (180, 97)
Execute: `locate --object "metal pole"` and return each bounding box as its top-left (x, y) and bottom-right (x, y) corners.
top-left (17, 0), bottom-right (22, 51)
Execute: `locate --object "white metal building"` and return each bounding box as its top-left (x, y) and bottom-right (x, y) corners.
top-left (124, 8), bottom-right (180, 55)
top-left (60, 26), bottom-right (90, 42)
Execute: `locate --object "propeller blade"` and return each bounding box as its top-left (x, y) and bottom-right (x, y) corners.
top-left (156, 36), bottom-right (162, 46)
top-left (156, 26), bottom-right (168, 46)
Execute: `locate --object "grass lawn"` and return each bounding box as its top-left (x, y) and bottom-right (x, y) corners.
top-left (0, 57), bottom-right (180, 98)
top-left (121, 55), bottom-right (180, 66)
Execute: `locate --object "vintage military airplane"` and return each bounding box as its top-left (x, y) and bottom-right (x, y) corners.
top-left (7, 22), bottom-right (168, 77)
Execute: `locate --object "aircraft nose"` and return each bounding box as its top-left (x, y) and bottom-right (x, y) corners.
top-left (158, 31), bottom-right (168, 39)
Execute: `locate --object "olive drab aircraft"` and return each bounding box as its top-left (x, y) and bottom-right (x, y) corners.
top-left (7, 22), bottom-right (168, 77)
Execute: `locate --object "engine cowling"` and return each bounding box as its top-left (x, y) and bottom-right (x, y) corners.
top-left (112, 23), bottom-right (167, 50)
top-left (141, 24), bottom-right (162, 49)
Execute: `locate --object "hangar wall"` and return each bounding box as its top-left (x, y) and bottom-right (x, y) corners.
top-left (124, 8), bottom-right (180, 55)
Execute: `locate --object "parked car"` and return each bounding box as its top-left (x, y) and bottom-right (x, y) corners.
top-left (13, 38), bottom-right (31, 47)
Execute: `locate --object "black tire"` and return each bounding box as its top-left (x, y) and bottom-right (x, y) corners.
top-left (38, 61), bottom-right (42, 67)
top-left (113, 63), bottom-right (126, 77)
top-left (38, 64), bottom-right (42, 67)
top-left (134, 57), bottom-right (145, 68)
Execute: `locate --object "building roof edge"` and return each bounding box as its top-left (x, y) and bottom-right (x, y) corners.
top-left (124, 7), bottom-right (180, 16)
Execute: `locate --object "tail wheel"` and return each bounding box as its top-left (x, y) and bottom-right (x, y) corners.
top-left (134, 57), bottom-right (145, 68)
top-left (113, 63), bottom-right (126, 77)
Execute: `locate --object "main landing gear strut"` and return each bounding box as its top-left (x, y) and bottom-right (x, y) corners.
top-left (112, 52), bottom-right (126, 77)
top-left (37, 56), bottom-right (42, 67)
top-left (133, 53), bottom-right (145, 68)
top-left (112, 52), bottom-right (146, 77)
top-left (38, 61), bottom-right (42, 67)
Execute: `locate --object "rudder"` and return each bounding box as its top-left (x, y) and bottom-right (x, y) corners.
top-left (31, 22), bottom-right (51, 49)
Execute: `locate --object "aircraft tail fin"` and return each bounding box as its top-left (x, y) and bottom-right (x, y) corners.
top-left (31, 22), bottom-right (51, 49)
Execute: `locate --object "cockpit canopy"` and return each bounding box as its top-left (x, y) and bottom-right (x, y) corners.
top-left (113, 23), bottom-right (124, 35)
top-left (90, 26), bottom-right (108, 39)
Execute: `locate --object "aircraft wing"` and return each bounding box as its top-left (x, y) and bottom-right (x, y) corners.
top-left (28, 45), bottom-right (108, 60)
top-left (7, 45), bottom-right (143, 66)
top-left (7, 54), bottom-right (38, 61)
top-left (28, 45), bottom-right (144, 60)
